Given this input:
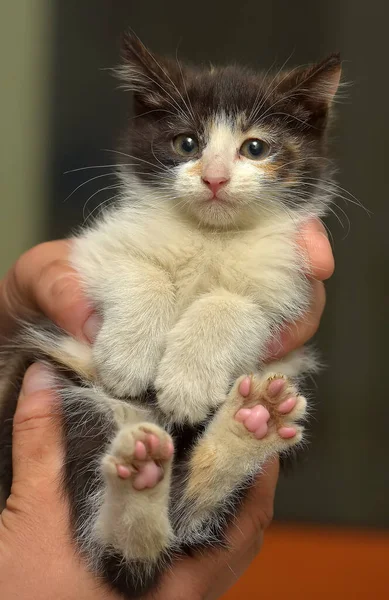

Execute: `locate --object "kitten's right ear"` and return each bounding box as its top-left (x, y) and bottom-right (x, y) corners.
top-left (116, 33), bottom-right (180, 110)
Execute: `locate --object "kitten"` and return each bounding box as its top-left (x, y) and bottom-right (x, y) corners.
top-left (0, 34), bottom-right (341, 598)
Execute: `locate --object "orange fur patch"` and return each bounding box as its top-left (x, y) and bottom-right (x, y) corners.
top-left (185, 440), bottom-right (218, 500)
top-left (186, 160), bottom-right (203, 176)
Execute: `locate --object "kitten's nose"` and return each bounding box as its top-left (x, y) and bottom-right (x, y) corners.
top-left (202, 175), bottom-right (230, 197)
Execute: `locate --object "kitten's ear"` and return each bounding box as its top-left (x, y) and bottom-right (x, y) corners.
top-left (116, 33), bottom-right (181, 110)
top-left (278, 53), bottom-right (342, 126)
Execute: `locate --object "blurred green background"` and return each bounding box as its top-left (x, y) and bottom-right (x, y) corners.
top-left (1, 1), bottom-right (388, 528)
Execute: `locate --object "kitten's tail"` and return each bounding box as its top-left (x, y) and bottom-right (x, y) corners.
top-left (7, 321), bottom-right (95, 382)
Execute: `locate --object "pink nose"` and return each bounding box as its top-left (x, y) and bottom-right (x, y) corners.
top-left (202, 175), bottom-right (230, 197)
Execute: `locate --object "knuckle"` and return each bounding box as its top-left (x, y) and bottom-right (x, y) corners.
top-left (13, 389), bottom-right (55, 428)
top-left (247, 504), bottom-right (273, 538)
top-left (254, 503), bottom-right (274, 532)
top-left (37, 260), bottom-right (79, 309)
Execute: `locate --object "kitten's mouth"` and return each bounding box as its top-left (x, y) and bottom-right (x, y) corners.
top-left (205, 192), bottom-right (230, 204)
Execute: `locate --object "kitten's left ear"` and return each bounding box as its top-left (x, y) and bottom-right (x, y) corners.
top-left (278, 53), bottom-right (342, 125)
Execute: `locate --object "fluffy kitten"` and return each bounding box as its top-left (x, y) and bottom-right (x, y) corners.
top-left (0, 34), bottom-right (341, 598)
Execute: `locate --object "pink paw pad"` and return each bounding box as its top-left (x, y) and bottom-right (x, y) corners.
top-left (133, 461), bottom-right (164, 490)
top-left (115, 432), bottom-right (174, 489)
top-left (116, 464), bottom-right (133, 479)
top-left (238, 376), bottom-right (252, 397)
top-left (278, 427), bottom-right (297, 439)
top-left (267, 378), bottom-right (286, 397)
top-left (235, 404), bottom-right (270, 439)
top-left (278, 397), bottom-right (297, 414)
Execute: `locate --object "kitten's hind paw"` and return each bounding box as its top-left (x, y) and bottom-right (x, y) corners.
top-left (97, 423), bottom-right (174, 560)
top-left (232, 373), bottom-right (307, 448)
top-left (102, 423), bottom-right (174, 491)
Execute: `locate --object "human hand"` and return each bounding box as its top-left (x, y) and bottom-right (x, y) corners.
top-left (0, 220), bottom-right (334, 598)
top-left (0, 240), bottom-right (97, 342)
top-left (0, 363), bottom-right (277, 599)
top-left (266, 218), bottom-right (334, 359)
top-left (0, 364), bottom-right (122, 600)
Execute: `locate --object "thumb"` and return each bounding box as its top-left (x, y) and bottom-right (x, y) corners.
top-left (0, 241), bottom-right (98, 342)
top-left (10, 363), bottom-right (63, 508)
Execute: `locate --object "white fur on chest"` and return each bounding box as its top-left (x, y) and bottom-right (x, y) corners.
top-left (73, 202), bottom-right (307, 316)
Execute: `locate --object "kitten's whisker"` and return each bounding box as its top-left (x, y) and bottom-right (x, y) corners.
top-left (297, 182), bottom-right (367, 218)
top-left (301, 178), bottom-right (370, 214)
top-left (271, 156), bottom-right (333, 172)
top-left (128, 107), bottom-right (177, 120)
top-left (151, 140), bottom-right (168, 171)
top-left (84, 194), bottom-right (120, 225)
top-left (64, 163), bottom-right (139, 174)
top-left (64, 173), bottom-right (116, 203)
top-left (103, 149), bottom-right (169, 173)
top-left (82, 184), bottom-right (121, 221)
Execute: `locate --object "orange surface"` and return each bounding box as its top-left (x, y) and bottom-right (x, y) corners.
top-left (222, 523), bottom-right (389, 599)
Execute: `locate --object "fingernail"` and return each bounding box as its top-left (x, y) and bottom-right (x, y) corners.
top-left (22, 363), bottom-right (53, 395)
top-left (83, 312), bottom-right (101, 343)
top-left (266, 335), bottom-right (284, 359)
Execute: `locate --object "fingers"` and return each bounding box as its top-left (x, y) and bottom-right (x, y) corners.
top-left (155, 459), bottom-right (279, 600)
top-left (204, 459), bottom-right (280, 600)
top-left (232, 457), bottom-right (279, 537)
top-left (267, 279), bottom-right (326, 359)
top-left (297, 218), bottom-right (334, 281)
top-left (9, 364), bottom-right (63, 509)
top-left (0, 241), bottom-right (98, 342)
top-left (266, 219), bottom-right (333, 360)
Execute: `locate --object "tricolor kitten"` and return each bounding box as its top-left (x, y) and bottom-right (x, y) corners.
top-left (0, 35), bottom-right (341, 597)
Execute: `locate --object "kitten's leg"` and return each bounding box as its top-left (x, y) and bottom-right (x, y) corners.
top-left (93, 262), bottom-right (176, 397)
top-left (96, 417), bottom-right (175, 561)
top-left (174, 373), bottom-right (306, 544)
top-left (61, 385), bottom-right (174, 595)
top-left (155, 290), bottom-right (270, 424)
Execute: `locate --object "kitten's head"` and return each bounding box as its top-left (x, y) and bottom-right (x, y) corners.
top-left (117, 34), bottom-right (341, 228)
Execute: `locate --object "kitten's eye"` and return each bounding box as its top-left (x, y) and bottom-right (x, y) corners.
top-left (173, 134), bottom-right (199, 157)
top-left (239, 138), bottom-right (270, 161)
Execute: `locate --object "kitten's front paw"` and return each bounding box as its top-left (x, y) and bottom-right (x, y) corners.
top-left (155, 361), bottom-right (226, 424)
top-left (102, 423), bottom-right (174, 491)
top-left (232, 373), bottom-right (307, 449)
top-left (93, 326), bottom-right (159, 397)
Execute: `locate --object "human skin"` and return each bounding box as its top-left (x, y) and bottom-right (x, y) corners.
top-left (0, 219), bottom-right (334, 599)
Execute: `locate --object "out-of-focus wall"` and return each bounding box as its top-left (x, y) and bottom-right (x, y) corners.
top-left (0, 1), bottom-right (51, 276)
